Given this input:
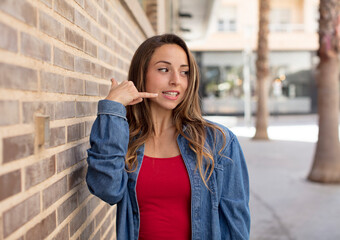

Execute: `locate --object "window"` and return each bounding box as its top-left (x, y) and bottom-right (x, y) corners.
top-left (270, 8), bottom-right (292, 32)
top-left (217, 6), bottom-right (237, 32)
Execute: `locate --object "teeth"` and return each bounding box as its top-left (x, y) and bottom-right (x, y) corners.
top-left (163, 92), bottom-right (178, 96)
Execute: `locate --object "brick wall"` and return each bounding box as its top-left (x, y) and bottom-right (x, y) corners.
top-left (0, 0), bottom-right (154, 239)
top-left (143, 0), bottom-right (158, 32)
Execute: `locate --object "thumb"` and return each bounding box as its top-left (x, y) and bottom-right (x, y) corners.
top-left (110, 78), bottom-right (118, 88)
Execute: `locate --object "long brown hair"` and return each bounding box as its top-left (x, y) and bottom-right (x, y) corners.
top-left (126, 34), bottom-right (226, 187)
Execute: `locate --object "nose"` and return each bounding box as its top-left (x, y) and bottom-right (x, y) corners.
top-left (169, 71), bottom-right (180, 86)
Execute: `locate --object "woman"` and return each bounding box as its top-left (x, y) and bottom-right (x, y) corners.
top-left (86, 34), bottom-right (250, 240)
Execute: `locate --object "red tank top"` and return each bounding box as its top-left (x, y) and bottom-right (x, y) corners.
top-left (136, 155), bottom-right (191, 240)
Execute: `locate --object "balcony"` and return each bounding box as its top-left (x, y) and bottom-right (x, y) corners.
top-left (269, 23), bottom-right (306, 32)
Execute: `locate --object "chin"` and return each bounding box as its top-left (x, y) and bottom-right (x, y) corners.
top-left (151, 101), bottom-right (180, 111)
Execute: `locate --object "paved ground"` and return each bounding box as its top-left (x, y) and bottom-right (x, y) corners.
top-left (205, 115), bottom-right (340, 240)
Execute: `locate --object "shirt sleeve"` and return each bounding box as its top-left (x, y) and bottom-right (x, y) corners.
top-left (86, 100), bottom-right (129, 205)
top-left (218, 132), bottom-right (250, 239)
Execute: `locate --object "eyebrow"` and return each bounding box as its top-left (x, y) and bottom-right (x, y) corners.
top-left (155, 60), bottom-right (189, 67)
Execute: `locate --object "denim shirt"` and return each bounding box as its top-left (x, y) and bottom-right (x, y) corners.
top-left (86, 100), bottom-right (250, 240)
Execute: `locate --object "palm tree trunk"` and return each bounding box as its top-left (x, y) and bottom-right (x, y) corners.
top-left (253, 0), bottom-right (270, 140)
top-left (308, 0), bottom-right (340, 183)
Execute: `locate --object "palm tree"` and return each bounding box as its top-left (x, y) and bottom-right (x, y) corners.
top-left (253, 0), bottom-right (270, 140)
top-left (308, 0), bottom-right (340, 183)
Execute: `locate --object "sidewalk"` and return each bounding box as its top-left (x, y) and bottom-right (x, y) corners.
top-left (205, 115), bottom-right (340, 240)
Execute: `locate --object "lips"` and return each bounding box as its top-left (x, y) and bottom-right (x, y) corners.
top-left (162, 91), bottom-right (179, 96)
top-left (162, 91), bottom-right (180, 100)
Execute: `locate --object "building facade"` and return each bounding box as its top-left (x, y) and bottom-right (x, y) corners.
top-left (185, 0), bottom-right (320, 115)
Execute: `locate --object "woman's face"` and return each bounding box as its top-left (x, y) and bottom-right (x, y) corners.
top-left (145, 44), bottom-right (189, 111)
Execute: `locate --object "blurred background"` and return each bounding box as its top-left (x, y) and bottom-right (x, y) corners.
top-left (0, 0), bottom-right (339, 239)
top-left (177, 0), bottom-right (318, 116)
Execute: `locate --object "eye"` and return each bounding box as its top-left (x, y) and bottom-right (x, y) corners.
top-left (181, 70), bottom-right (189, 76)
top-left (158, 68), bottom-right (168, 72)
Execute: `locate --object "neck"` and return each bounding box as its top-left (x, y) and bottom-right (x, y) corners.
top-left (149, 104), bottom-right (174, 137)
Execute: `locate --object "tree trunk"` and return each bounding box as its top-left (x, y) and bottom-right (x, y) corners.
top-left (253, 0), bottom-right (270, 140)
top-left (308, 0), bottom-right (340, 183)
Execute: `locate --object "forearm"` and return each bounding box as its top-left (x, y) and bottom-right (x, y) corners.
top-left (86, 100), bottom-right (129, 204)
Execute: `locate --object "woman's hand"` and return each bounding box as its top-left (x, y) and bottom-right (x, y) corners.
top-left (105, 78), bottom-right (158, 106)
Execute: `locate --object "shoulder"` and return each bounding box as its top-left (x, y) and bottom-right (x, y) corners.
top-left (204, 119), bottom-right (237, 151)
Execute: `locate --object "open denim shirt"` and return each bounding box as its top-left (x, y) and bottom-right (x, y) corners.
top-left (86, 100), bottom-right (250, 240)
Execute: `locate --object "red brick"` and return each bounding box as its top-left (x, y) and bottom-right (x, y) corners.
top-left (108, 22), bottom-right (117, 37)
top-left (80, 220), bottom-right (94, 240)
top-left (68, 164), bottom-right (86, 190)
top-left (65, 77), bottom-right (84, 95)
top-left (22, 101), bottom-right (55, 123)
top-left (26, 212), bottom-right (56, 240)
top-left (0, 22), bottom-right (17, 52)
top-left (0, 100), bottom-right (20, 126)
top-left (112, 70), bottom-right (123, 82)
top-left (40, 71), bottom-right (64, 93)
top-left (3, 134), bottom-right (34, 163)
top-left (43, 176), bottom-right (67, 209)
top-left (65, 28), bottom-right (84, 50)
top-left (102, 67), bottom-right (114, 80)
top-left (104, 0), bottom-right (114, 14)
top-left (99, 83), bottom-right (110, 97)
top-left (86, 196), bottom-right (100, 216)
top-left (84, 0), bottom-right (97, 20)
top-left (98, 14), bottom-right (108, 29)
top-left (96, 0), bottom-right (105, 9)
top-left (3, 193), bottom-right (40, 237)
top-left (49, 127), bottom-right (66, 148)
top-left (100, 214), bottom-right (112, 237)
top-left (117, 58), bottom-right (124, 69)
top-left (67, 122), bottom-right (85, 142)
top-left (57, 193), bottom-right (78, 224)
top-left (117, 28), bottom-right (123, 42)
top-left (103, 226), bottom-right (114, 240)
top-left (75, 57), bottom-right (91, 74)
top-left (104, 34), bottom-right (115, 49)
top-left (70, 206), bottom-right (86, 236)
top-left (114, 42), bottom-right (120, 55)
top-left (98, 47), bottom-right (115, 65)
top-left (85, 81), bottom-right (98, 96)
top-left (21, 32), bottom-right (51, 62)
top-left (90, 63), bottom-right (102, 78)
top-left (114, 14), bottom-right (120, 26)
top-left (90, 24), bottom-right (102, 42)
top-left (77, 183), bottom-right (90, 205)
top-left (52, 224), bottom-right (69, 240)
top-left (95, 205), bottom-right (109, 228)
top-left (40, 0), bottom-right (52, 8)
top-left (0, 0), bottom-right (37, 26)
top-left (54, 0), bottom-right (74, 22)
top-left (54, 47), bottom-right (74, 70)
top-left (0, 170), bottom-right (21, 201)
top-left (0, 63), bottom-right (38, 91)
top-left (74, 10), bottom-right (91, 33)
top-left (92, 231), bottom-right (101, 240)
top-left (76, 101), bottom-right (97, 117)
top-left (25, 155), bottom-right (56, 189)
top-left (75, 0), bottom-right (84, 8)
top-left (85, 120), bottom-right (94, 137)
top-left (84, 39), bottom-right (97, 57)
top-left (39, 11), bottom-right (64, 41)
top-left (57, 142), bottom-right (88, 172)
top-left (55, 101), bottom-right (76, 120)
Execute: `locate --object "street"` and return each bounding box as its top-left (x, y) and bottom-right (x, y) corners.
top-left (206, 115), bottom-right (340, 240)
